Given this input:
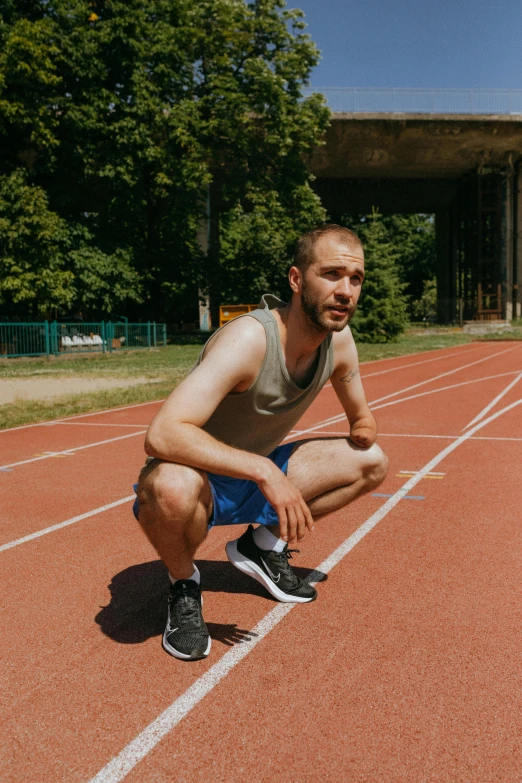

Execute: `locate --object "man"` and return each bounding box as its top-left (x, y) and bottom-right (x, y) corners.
top-left (134, 224), bottom-right (388, 660)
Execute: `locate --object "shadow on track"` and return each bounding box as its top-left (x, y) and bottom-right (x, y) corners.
top-left (95, 559), bottom-right (326, 645)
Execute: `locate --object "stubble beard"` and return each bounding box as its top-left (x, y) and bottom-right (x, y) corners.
top-left (300, 281), bottom-right (356, 334)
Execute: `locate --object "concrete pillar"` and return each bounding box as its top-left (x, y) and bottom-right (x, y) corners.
top-left (435, 210), bottom-right (453, 323)
top-left (501, 166), bottom-right (515, 321)
top-left (515, 166), bottom-right (522, 319)
top-left (196, 188), bottom-right (212, 331)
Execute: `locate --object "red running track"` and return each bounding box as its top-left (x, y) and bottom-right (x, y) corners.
top-left (1, 341), bottom-right (521, 782)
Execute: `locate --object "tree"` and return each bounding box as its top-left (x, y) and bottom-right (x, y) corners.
top-left (0, 170), bottom-right (75, 318)
top-left (380, 213), bottom-right (435, 303)
top-left (412, 277), bottom-right (437, 323)
top-left (341, 212), bottom-right (436, 308)
top-left (349, 209), bottom-right (409, 342)
top-left (0, 169), bottom-right (141, 318)
top-left (0, 0), bottom-right (329, 320)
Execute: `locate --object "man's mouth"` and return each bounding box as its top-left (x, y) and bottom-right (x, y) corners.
top-left (327, 305), bottom-right (351, 317)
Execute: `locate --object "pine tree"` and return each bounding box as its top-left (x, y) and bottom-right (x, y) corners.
top-left (350, 209), bottom-right (409, 343)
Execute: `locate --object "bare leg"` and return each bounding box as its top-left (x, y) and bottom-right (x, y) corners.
top-left (268, 438), bottom-right (388, 538)
top-left (136, 459), bottom-right (213, 579)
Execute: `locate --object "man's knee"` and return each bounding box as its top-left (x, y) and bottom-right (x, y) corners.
top-left (362, 443), bottom-right (388, 489)
top-left (137, 461), bottom-right (209, 521)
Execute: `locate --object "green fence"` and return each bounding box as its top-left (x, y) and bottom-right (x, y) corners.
top-left (0, 321), bottom-right (167, 359)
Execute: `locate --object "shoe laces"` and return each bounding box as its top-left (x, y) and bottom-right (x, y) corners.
top-left (270, 548), bottom-right (300, 587)
top-left (169, 584), bottom-right (201, 627)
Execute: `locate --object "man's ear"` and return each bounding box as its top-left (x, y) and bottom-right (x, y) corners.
top-left (288, 265), bottom-right (302, 295)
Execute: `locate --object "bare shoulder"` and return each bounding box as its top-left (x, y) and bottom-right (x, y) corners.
top-left (201, 315), bottom-right (267, 384)
top-left (331, 326), bottom-right (358, 372)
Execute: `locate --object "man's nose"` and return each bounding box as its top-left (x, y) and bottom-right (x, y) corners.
top-left (335, 277), bottom-right (352, 298)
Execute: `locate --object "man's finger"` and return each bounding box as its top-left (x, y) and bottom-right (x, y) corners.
top-left (295, 506), bottom-right (306, 542)
top-left (277, 506), bottom-right (288, 542)
top-left (302, 499), bottom-right (315, 532)
top-left (286, 506), bottom-right (299, 544)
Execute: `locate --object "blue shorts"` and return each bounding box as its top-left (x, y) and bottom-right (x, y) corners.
top-left (132, 442), bottom-right (295, 528)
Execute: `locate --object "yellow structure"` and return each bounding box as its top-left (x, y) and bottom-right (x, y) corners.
top-left (219, 304), bottom-right (257, 327)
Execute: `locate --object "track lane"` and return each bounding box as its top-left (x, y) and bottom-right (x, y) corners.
top-left (1, 408), bottom-right (519, 781)
top-left (0, 399), bottom-right (164, 435)
top-left (0, 343), bottom-right (503, 458)
top-left (0, 439), bottom-right (146, 545)
top-left (130, 433), bottom-right (521, 783)
top-left (89, 399), bottom-right (522, 783)
top-left (1, 342), bottom-right (521, 782)
top-left (291, 342), bottom-right (522, 435)
top-left (2, 349), bottom-right (520, 547)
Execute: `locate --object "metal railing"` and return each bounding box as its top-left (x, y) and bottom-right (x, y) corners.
top-left (303, 87), bottom-right (522, 115)
top-left (414, 296), bottom-right (510, 326)
top-left (0, 321), bottom-right (167, 359)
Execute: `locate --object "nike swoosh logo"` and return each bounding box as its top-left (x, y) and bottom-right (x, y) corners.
top-left (261, 557), bottom-right (281, 583)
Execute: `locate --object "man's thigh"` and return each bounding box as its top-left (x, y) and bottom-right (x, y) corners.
top-left (287, 437), bottom-right (386, 502)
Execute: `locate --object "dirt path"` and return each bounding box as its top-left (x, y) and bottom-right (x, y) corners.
top-left (0, 376), bottom-right (156, 405)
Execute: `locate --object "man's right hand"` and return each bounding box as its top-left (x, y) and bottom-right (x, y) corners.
top-left (257, 464), bottom-right (314, 543)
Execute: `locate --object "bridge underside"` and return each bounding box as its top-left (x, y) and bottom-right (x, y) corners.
top-left (310, 115), bottom-right (522, 321)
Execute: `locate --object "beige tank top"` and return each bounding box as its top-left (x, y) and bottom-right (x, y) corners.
top-left (197, 294), bottom-right (335, 456)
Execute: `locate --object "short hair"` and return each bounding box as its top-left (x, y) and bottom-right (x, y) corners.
top-left (294, 224), bottom-right (363, 272)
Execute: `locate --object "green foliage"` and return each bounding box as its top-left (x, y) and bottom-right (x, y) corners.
top-left (342, 213), bottom-right (436, 305)
top-left (0, 170), bottom-right (74, 316)
top-left (350, 209), bottom-right (409, 343)
top-left (412, 277), bottom-right (437, 321)
top-left (0, 169), bottom-right (141, 316)
top-left (0, 0), bottom-right (329, 318)
top-left (381, 214), bottom-right (436, 302)
top-left (219, 183), bottom-right (326, 303)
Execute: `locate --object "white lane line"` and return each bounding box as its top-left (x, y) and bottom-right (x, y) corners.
top-left (361, 344), bottom-right (484, 378)
top-left (462, 370), bottom-right (522, 430)
top-left (0, 430), bottom-right (146, 471)
top-left (369, 371), bottom-right (522, 413)
top-left (285, 358), bottom-right (519, 440)
top-left (355, 341), bottom-right (479, 367)
top-left (0, 399), bottom-right (164, 435)
top-left (87, 395), bottom-right (522, 783)
top-left (301, 345), bottom-right (484, 391)
top-left (0, 496), bottom-right (135, 553)
top-left (8, 351), bottom-right (507, 463)
top-left (0, 343), bottom-right (484, 436)
top-left (398, 470), bottom-right (445, 475)
top-left (50, 422), bottom-right (149, 428)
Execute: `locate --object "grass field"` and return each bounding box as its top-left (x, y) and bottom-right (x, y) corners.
top-left (0, 328), bottom-right (518, 430)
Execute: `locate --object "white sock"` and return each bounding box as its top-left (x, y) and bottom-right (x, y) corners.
top-left (169, 564), bottom-right (200, 585)
top-left (252, 525), bottom-right (286, 553)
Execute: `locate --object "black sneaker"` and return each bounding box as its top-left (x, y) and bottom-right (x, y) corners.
top-left (225, 525), bottom-right (317, 603)
top-left (162, 579), bottom-right (211, 660)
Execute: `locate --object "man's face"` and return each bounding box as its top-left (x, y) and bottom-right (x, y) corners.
top-left (298, 235), bottom-right (365, 333)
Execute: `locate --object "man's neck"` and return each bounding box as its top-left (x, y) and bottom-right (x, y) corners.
top-left (274, 300), bottom-right (327, 363)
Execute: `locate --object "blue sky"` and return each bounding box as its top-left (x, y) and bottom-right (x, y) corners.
top-left (289, 0), bottom-right (522, 89)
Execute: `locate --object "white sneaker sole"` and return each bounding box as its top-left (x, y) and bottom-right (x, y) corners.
top-left (162, 631), bottom-right (211, 660)
top-left (225, 540), bottom-right (315, 603)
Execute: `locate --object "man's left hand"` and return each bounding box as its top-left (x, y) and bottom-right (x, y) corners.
top-left (349, 416), bottom-right (377, 449)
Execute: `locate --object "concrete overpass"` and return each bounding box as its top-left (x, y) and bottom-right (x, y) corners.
top-left (307, 90), bottom-right (522, 320)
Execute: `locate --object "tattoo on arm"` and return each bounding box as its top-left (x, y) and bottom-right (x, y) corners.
top-left (340, 369), bottom-right (360, 383)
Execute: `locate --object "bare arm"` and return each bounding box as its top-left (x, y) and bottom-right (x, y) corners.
top-left (145, 317), bottom-right (269, 481)
top-left (330, 328), bottom-right (377, 448)
top-left (145, 317), bottom-right (313, 541)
